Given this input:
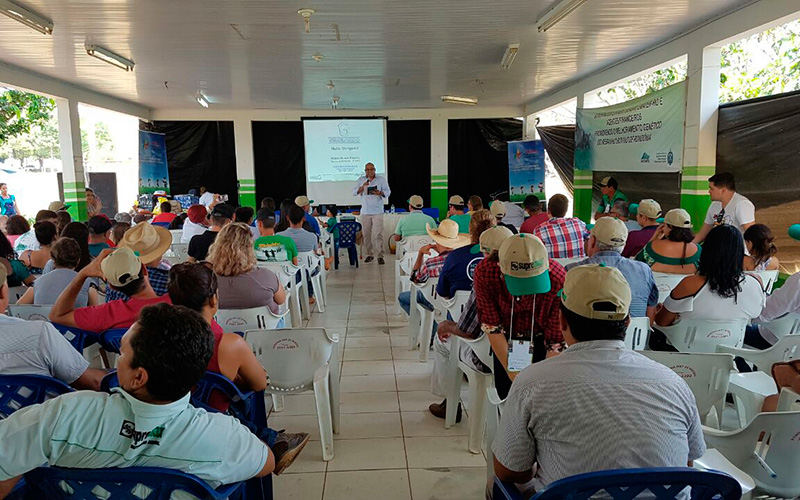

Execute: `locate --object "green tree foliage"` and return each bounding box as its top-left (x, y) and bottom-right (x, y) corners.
top-left (0, 89), bottom-right (55, 143)
top-left (592, 61), bottom-right (688, 106)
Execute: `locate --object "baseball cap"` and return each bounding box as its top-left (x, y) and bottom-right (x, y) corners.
top-left (479, 225), bottom-right (513, 255)
top-left (187, 205), bottom-right (208, 224)
top-left (664, 208), bottom-right (692, 228)
top-left (47, 201), bottom-right (69, 212)
top-left (87, 215), bottom-right (113, 235)
top-left (407, 195), bottom-right (424, 209)
top-left (498, 233), bottom-right (551, 296)
top-left (426, 220), bottom-right (471, 249)
top-left (210, 203), bottom-right (235, 220)
top-left (637, 199), bottom-right (662, 219)
top-left (490, 201), bottom-right (506, 218)
top-left (599, 176), bottom-right (615, 187)
top-left (789, 224), bottom-right (800, 241)
top-left (256, 208), bottom-right (277, 223)
top-left (295, 196), bottom-right (314, 207)
top-left (560, 265), bottom-right (631, 321)
top-left (591, 218), bottom-right (628, 247)
top-left (448, 195), bottom-right (465, 206)
top-left (101, 247), bottom-right (143, 288)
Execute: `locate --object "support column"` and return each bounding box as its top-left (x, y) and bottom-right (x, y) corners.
top-left (56, 99), bottom-right (88, 221)
top-left (681, 46), bottom-right (720, 230)
top-left (430, 115), bottom-right (448, 220)
top-left (572, 93), bottom-right (593, 222)
top-left (234, 118), bottom-right (257, 209)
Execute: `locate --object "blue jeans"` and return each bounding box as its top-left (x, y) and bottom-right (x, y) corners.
top-left (398, 291), bottom-right (437, 335)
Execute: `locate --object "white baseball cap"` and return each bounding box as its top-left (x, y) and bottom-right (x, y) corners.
top-left (479, 225), bottom-right (513, 255)
top-left (591, 218), bottom-right (628, 247)
top-left (498, 234), bottom-right (551, 296)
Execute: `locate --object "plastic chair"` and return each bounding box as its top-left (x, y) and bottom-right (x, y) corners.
top-left (553, 257), bottom-right (583, 268)
top-left (441, 290), bottom-right (471, 323)
top-left (151, 221), bottom-right (171, 229)
top-left (394, 251), bottom-right (420, 315)
top-left (396, 235), bottom-right (433, 259)
top-left (422, 207), bottom-right (440, 222)
top-left (652, 272), bottom-right (690, 303)
top-left (759, 312), bottom-right (800, 339)
top-left (0, 374), bottom-right (73, 419)
top-left (216, 305), bottom-right (291, 334)
top-left (298, 251), bottom-right (326, 313)
top-left (704, 411), bottom-right (800, 498)
top-left (7, 285), bottom-right (28, 301)
top-left (6, 304), bottom-right (52, 321)
top-left (245, 328), bottom-right (340, 461)
top-left (99, 328), bottom-right (128, 353)
top-left (747, 269), bottom-right (779, 294)
top-left (444, 333), bottom-right (493, 453)
top-left (169, 229), bottom-right (183, 244)
top-left (642, 351), bottom-right (734, 427)
top-left (164, 243), bottom-right (189, 265)
top-left (493, 467), bottom-right (741, 500)
top-left (408, 277), bottom-right (441, 362)
top-left (624, 316), bottom-right (650, 350)
top-left (335, 220), bottom-right (361, 268)
top-left (257, 261), bottom-right (298, 327)
top-left (657, 318), bottom-right (747, 353)
top-left (52, 323), bottom-right (100, 356)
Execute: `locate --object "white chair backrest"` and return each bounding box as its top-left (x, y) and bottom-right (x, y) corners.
top-left (748, 270), bottom-right (779, 294)
top-left (244, 328), bottom-right (337, 392)
top-left (169, 230), bottom-right (182, 244)
top-left (257, 261), bottom-right (296, 288)
top-left (401, 235), bottom-right (434, 254)
top-left (777, 388), bottom-right (800, 412)
top-left (7, 286), bottom-right (27, 301)
top-left (297, 251), bottom-right (321, 270)
top-left (398, 252), bottom-right (418, 275)
top-left (442, 290), bottom-right (471, 323)
top-left (720, 334), bottom-right (800, 372)
top-left (623, 317), bottom-right (650, 350)
top-left (762, 312), bottom-right (800, 339)
top-left (168, 243), bottom-right (189, 262)
top-left (554, 257), bottom-right (584, 268)
top-left (461, 333), bottom-right (493, 369)
top-left (662, 318), bottom-right (747, 353)
top-left (652, 273), bottom-right (690, 303)
top-left (6, 304), bottom-right (52, 322)
top-left (215, 306), bottom-right (286, 334)
top-left (643, 351), bottom-right (733, 424)
top-left (414, 277), bottom-right (440, 305)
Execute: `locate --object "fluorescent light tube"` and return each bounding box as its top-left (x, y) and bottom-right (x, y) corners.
top-left (196, 93), bottom-right (210, 108)
top-left (441, 95), bottom-right (478, 106)
top-left (536, 0), bottom-right (589, 33)
top-left (501, 43), bottom-right (520, 70)
top-left (0, 0), bottom-right (53, 35)
top-left (85, 44), bottom-right (135, 71)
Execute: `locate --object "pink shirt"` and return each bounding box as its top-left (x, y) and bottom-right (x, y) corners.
top-left (520, 213), bottom-right (550, 234)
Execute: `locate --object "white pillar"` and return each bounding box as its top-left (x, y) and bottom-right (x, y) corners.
top-left (430, 114), bottom-right (448, 215)
top-left (56, 98), bottom-right (87, 220)
top-left (233, 118), bottom-right (257, 208)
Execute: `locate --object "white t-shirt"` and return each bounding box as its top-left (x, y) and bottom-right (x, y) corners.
top-left (181, 220), bottom-right (208, 243)
top-left (0, 389), bottom-right (269, 488)
top-left (503, 203), bottom-right (526, 230)
top-left (199, 192), bottom-right (216, 208)
top-left (13, 229), bottom-right (40, 253)
top-left (0, 316), bottom-right (89, 384)
top-left (664, 274), bottom-right (765, 322)
top-left (704, 192), bottom-right (755, 233)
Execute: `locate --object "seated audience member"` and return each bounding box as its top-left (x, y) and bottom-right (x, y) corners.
top-left (133, 213), bottom-right (151, 225)
top-left (108, 223), bottom-right (172, 301)
top-left (566, 218), bottom-right (658, 321)
top-left (533, 194), bottom-right (589, 259)
top-left (261, 197), bottom-right (276, 210)
top-left (0, 227), bottom-right (34, 287)
top-left (622, 199), bottom-right (662, 258)
top-left (694, 172), bottom-right (755, 243)
top-left (15, 209), bottom-right (57, 253)
top-left (85, 187), bottom-right (102, 217)
top-left (235, 206), bottom-right (260, 240)
top-left (168, 212), bottom-right (187, 230)
top-left (467, 195), bottom-right (483, 213)
top-left (652, 224), bottom-right (765, 351)
top-left (189, 203), bottom-right (234, 262)
top-left (324, 205), bottom-right (340, 241)
top-left (610, 200), bottom-right (639, 232)
top-left (474, 233), bottom-right (566, 399)
top-left (87, 215), bottom-right (114, 257)
top-left (5, 215), bottom-right (30, 247)
top-left (51, 222), bottom-right (93, 274)
top-left (429, 225), bottom-right (512, 421)
top-left (0, 215), bottom-right (6, 234)
top-left (594, 175), bottom-right (627, 220)
top-left (493, 265), bottom-right (704, 495)
top-left (743, 223), bottom-right (779, 271)
top-left (207, 223), bottom-right (286, 318)
top-left (50, 247), bottom-right (170, 332)
top-left (497, 193), bottom-right (526, 229)
top-left (114, 212), bottom-right (133, 225)
top-left (392, 195), bottom-right (436, 241)
top-left (520, 195), bottom-right (549, 234)
top-left (437, 209), bottom-right (495, 299)
top-left (635, 209), bottom-right (701, 274)
top-left (277, 205), bottom-right (319, 253)
top-left (55, 210), bottom-right (72, 235)
top-left (0, 303), bottom-right (309, 498)
top-left (19, 221), bottom-right (58, 273)
top-left (151, 201), bottom-right (177, 225)
top-left (255, 209), bottom-right (299, 265)
top-left (18, 238), bottom-right (99, 307)
top-left (181, 204), bottom-right (210, 244)
top-left (111, 221), bottom-right (131, 245)
top-left (295, 196), bottom-right (321, 236)
top-left (490, 201), bottom-right (518, 234)
top-left (446, 195), bottom-right (471, 233)
top-left (0, 265), bottom-right (105, 391)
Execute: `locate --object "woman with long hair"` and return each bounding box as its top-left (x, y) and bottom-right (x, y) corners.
top-left (59, 222), bottom-right (92, 272)
top-left (0, 229), bottom-right (34, 286)
top-left (743, 223), bottom-right (779, 271)
top-left (5, 215), bottom-right (30, 246)
top-left (635, 209), bottom-right (701, 274)
top-left (19, 221), bottom-right (58, 273)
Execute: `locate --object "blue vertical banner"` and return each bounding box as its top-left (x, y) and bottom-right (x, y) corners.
top-left (507, 140), bottom-right (546, 203)
top-left (138, 131), bottom-right (170, 195)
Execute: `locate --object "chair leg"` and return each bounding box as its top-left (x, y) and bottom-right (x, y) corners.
top-left (289, 288), bottom-right (301, 328)
top-left (300, 281), bottom-right (311, 321)
top-left (329, 364), bottom-right (341, 434)
top-left (419, 310), bottom-right (434, 363)
top-left (314, 374), bottom-right (335, 461)
top-left (468, 377), bottom-right (488, 454)
top-left (272, 394), bottom-right (285, 412)
top-left (444, 342), bottom-right (462, 429)
top-left (312, 275), bottom-right (326, 313)
top-left (394, 264), bottom-right (402, 316)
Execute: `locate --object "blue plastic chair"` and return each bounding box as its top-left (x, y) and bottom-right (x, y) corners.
top-left (0, 374), bottom-right (73, 419)
top-left (493, 468), bottom-right (742, 500)
top-left (151, 221), bottom-right (172, 229)
top-left (52, 323), bottom-right (99, 354)
top-left (334, 220), bottom-right (362, 269)
top-left (422, 207), bottom-right (440, 222)
top-left (394, 208), bottom-right (408, 213)
top-left (99, 328), bottom-right (128, 353)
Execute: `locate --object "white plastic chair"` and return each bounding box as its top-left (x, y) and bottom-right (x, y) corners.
top-left (397, 235), bottom-right (433, 258)
top-left (164, 243), bottom-right (189, 264)
top-left (642, 351), bottom-right (734, 428)
top-left (441, 290), bottom-right (471, 324)
top-left (703, 411), bottom-right (800, 499)
top-left (624, 317), bottom-right (650, 350)
top-left (693, 449), bottom-right (756, 499)
top-left (652, 272), bottom-right (690, 303)
top-left (298, 251), bottom-right (326, 313)
top-left (747, 270), bottom-right (779, 295)
top-left (554, 257), bottom-right (584, 268)
top-left (215, 305), bottom-right (290, 334)
top-left (258, 261), bottom-right (307, 326)
top-left (244, 328), bottom-right (340, 461)
top-left (394, 251), bottom-right (422, 315)
top-left (6, 304), bottom-right (52, 321)
top-left (444, 333), bottom-right (494, 453)
top-left (658, 318), bottom-right (747, 353)
top-left (777, 387), bottom-right (800, 411)
top-left (485, 385), bottom-right (505, 485)
top-left (169, 229), bottom-right (182, 244)
top-left (408, 277), bottom-right (441, 362)
top-left (7, 286), bottom-right (27, 301)
top-left (760, 312), bottom-right (800, 339)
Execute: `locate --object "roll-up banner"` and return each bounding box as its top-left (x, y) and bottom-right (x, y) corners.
top-left (138, 130), bottom-right (170, 194)
top-left (507, 140), bottom-right (546, 203)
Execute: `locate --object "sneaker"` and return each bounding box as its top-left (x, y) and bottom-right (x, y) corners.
top-left (378, 257), bottom-right (385, 265)
top-left (364, 256), bottom-right (374, 263)
top-left (272, 432), bottom-right (310, 475)
top-left (429, 399), bottom-right (461, 423)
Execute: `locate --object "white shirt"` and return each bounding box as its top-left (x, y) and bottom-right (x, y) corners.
top-left (181, 220), bottom-right (208, 243)
top-left (757, 272), bottom-right (800, 343)
top-left (198, 192), bottom-right (215, 208)
top-left (0, 316), bottom-right (89, 384)
top-left (704, 192), bottom-right (755, 233)
top-left (664, 274), bottom-right (765, 322)
top-left (352, 175), bottom-right (391, 215)
top-left (0, 388), bottom-right (269, 488)
top-left (14, 229), bottom-right (40, 253)
top-left (502, 203), bottom-right (526, 229)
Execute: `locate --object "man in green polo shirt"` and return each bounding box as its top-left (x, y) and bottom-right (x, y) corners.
top-left (595, 176), bottom-right (628, 220)
top-left (447, 195), bottom-right (471, 233)
top-left (392, 195), bottom-right (437, 241)
top-left (254, 208), bottom-right (299, 265)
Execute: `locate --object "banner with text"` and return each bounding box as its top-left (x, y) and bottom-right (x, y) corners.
top-left (508, 140), bottom-right (546, 203)
top-left (575, 82), bottom-right (686, 172)
top-left (138, 131), bottom-right (170, 194)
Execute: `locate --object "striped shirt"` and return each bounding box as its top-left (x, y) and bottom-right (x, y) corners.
top-left (533, 217), bottom-right (589, 259)
top-left (494, 340), bottom-right (705, 493)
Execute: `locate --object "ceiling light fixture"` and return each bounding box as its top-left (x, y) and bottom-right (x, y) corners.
top-left (0, 0), bottom-right (53, 35)
top-left (441, 95), bottom-right (478, 106)
top-left (298, 8), bottom-right (315, 33)
top-left (501, 43), bottom-right (520, 69)
top-left (536, 0), bottom-right (589, 33)
top-left (196, 92), bottom-right (210, 108)
top-left (85, 44), bottom-right (134, 71)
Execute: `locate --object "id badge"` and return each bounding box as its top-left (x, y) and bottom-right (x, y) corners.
top-left (507, 340), bottom-right (533, 372)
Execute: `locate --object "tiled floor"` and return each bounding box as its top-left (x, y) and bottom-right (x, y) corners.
top-left (272, 256), bottom-right (488, 500)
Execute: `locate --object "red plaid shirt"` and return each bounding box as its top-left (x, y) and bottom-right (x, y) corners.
top-left (411, 251), bottom-right (449, 283)
top-left (533, 217), bottom-right (589, 259)
top-left (473, 256), bottom-right (566, 349)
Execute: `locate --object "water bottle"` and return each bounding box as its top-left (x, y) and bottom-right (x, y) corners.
top-left (390, 204), bottom-right (395, 214)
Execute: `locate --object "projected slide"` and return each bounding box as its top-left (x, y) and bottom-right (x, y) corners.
top-left (304, 118), bottom-right (388, 205)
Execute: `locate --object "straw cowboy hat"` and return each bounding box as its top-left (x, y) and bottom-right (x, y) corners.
top-left (118, 222), bottom-right (172, 265)
top-left (425, 220), bottom-right (471, 249)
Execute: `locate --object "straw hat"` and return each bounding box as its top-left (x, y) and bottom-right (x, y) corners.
top-left (118, 222), bottom-right (172, 265)
top-left (425, 220), bottom-right (471, 249)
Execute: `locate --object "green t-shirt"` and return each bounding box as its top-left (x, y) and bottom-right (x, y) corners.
top-left (598, 190), bottom-right (628, 214)
top-left (8, 259), bottom-right (30, 287)
top-left (448, 213), bottom-right (471, 234)
top-left (254, 235), bottom-right (298, 263)
top-left (326, 217), bottom-right (340, 240)
top-left (394, 211), bottom-right (437, 238)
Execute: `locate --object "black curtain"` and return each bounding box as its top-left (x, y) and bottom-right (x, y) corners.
top-left (387, 120), bottom-right (431, 209)
top-left (252, 121), bottom-right (306, 206)
top-left (537, 125), bottom-right (575, 194)
top-left (448, 119), bottom-right (523, 204)
top-left (140, 121), bottom-right (238, 200)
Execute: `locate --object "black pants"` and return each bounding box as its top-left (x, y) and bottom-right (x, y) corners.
top-left (492, 334), bottom-right (546, 400)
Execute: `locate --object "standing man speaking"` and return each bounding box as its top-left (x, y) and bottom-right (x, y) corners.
top-left (353, 162), bottom-right (391, 264)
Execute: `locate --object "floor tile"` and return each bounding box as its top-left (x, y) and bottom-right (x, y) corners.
top-left (341, 360), bottom-right (395, 376)
top-left (273, 471), bottom-right (325, 500)
top-left (282, 437), bottom-right (329, 473)
top-left (396, 373), bottom-right (431, 392)
top-left (398, 391), bottom-right (440, 412)
top-left (394, 359), bottom-right (433, 375)
top-left (391, 346), bottom-right (420, 360)
top-left (404, 437), bottom-right (486, 468)
top-left (326, 437), bottom-right (407, 471)
top-left (340, 374), bottom-right (397, 393)
top-left (345, 336), bottom-right (390, 348)
top-left (347, 318), bottom-right (389, 328)
top-left (340, 391), bottom-right (400, 413)
top-left (408, 467), bottom-right (487, 500)
top-left (401, 411), bottom-right (470, 437)
top-left (269, 414), bottom-right (323, 441)
top-left (391, 335), bottom-right (410, 347)
top-left (324, 470), bottom-right (411, 500)
top-left (336, 412), bottom-right (404, 439)
top-left (343, 346), bottom-right (393, 361)
top-left (347, 326), bottom-right (391, 337)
